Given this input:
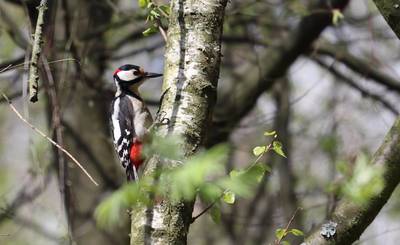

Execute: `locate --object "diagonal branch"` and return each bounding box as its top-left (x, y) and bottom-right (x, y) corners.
top-left (304, 118), bottom-right (400, 244)
top-left (312, 43), bottom-right (400, 93)
top-left (313, 58), bottom-right (399, 115)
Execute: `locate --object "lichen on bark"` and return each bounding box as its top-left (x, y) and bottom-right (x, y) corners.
top-left (28, 0), bottom-right (48, 102)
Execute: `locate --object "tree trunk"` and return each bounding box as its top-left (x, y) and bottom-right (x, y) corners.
top-left (130, 0), bottom-right (228, 244)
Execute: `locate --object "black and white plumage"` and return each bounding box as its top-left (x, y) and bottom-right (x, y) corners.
top-left (110, 64), bottom-right (162, 181)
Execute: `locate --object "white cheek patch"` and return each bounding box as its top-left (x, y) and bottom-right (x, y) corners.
top-left (118, 70), bottom-right (136, 81)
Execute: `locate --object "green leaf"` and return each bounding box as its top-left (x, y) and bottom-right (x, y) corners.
top-left (332, 9), bottom-right (344, 25)
top-left (252, 163), bottom-right (267, 183)
top-left (142, 26), bottom-right (158, 36)
top-left (281, 241), bottom-right (291, 245)
top-left (138, 0), bottom-right (149, 8)
top-left (275, 228), bottom-right (286, 240)
top-left (159, 4), bottom-right (170, 16)
top-left (253, 146), bottom-right (266, 156)
top-left (289, 228), bottom-right (304, 236)
top-left (272, 141), bottom-right (286, 158)
top-left (150, 9), bottom-right (160, 18)
top-left (147, 2), bottom-right (154, 8)
top-left (210, 205), bottom-right (221, 224)
top-left (264, 130), bottom-right (276, 136)
top-left (222, 191), bottom-right (235, 204)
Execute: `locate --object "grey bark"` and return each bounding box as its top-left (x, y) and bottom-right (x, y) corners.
top-left (304, 118), bottom-right (400, 244)
top-left (130, 0), bottom-right (228, 244)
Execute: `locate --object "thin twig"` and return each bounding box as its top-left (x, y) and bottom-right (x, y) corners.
top-left (0, 58), bottom-right (79, 74)
top-left (274, 207), bottom-right (301, 245)
top-left (0, 65), bottom-right (12, 73)
top-left (28, 0), bottom-right (48, 102)
top-left (158, 26), bottom-right (168, 43)
top-left (191, 194), bottom-right (223, 223)
top-left (0, 92), bottom-right (99, 186)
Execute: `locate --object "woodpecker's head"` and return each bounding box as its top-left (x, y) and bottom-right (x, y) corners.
top-left (113, 64), bottom-right (162, 93)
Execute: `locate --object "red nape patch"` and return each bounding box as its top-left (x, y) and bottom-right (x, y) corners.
top-left (130, 141), bottom-right (144, 168)
top-left (113, 68), bottom-right (121, 76)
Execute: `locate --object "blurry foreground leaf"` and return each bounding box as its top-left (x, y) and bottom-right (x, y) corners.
top-left (221, 163), bottom-right (268, 197)
top-left (167, 144), bottom-right (228, 202)
top-left (143, 134), bottom-right (184, 160)
top-left (95, 183), bottom-right (149, 229)
top-left (210, 204), bottom-right (221, 224)
top-left (341, 154), bottom-right (384, 205)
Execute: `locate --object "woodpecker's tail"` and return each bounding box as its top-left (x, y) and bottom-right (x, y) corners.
top-left (126, 165), bottom-right (139, 181)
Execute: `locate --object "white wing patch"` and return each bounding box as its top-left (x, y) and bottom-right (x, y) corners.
top-left (111, 98), bottom-right (121, 143)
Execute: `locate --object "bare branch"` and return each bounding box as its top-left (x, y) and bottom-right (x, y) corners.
top-left (312, 43), bottom-right (400, 94)
top-left (0, 92), bottom-right (99, 186)
top-left (28, 0), bottom-right (48, 102)
top-left (313, 58), bottom-right (399, 115)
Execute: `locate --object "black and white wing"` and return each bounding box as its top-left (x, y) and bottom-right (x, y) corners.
top-left (110, 95), bottom-right (137, 180)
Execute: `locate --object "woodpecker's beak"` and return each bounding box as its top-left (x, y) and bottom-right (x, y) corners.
top-left (144, 72), bottom-right (163, 78)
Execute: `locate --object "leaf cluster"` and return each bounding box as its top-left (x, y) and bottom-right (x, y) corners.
top-left (138, 0), bottom-right (170, 36)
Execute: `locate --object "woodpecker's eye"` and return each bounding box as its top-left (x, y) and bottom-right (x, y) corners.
top-left (133, 70), bottom-right (141, 76)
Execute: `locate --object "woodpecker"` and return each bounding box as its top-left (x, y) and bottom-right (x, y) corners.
top-left (110, 64), bottom-right (162, 181)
